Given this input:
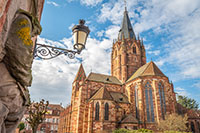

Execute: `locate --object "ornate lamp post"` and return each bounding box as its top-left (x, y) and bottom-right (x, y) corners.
top-left (34, 19), bottom-right (90, 60)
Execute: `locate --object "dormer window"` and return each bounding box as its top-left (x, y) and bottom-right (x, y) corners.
top-left (106, 78), bottom-right (109, 81)
top-left (119, 98), bottom-right (123, 101)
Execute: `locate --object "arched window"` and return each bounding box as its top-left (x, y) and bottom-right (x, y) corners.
top-left (95, 102), bottom-right (99, 120)
top-left (197, 121), bottom-right (200, 132)
top-left (145, 81), bottom-right (155, 122)
top-left (105, 103), bottom-right (109, 120)
top-left (158, 82), bottom-right (166, 119)
top-left (133, 46), bottom-right (136, 54)
top-left (135, 85), bottom-right (139, 119)
top-left (191, 122), bottom-right (195, 132)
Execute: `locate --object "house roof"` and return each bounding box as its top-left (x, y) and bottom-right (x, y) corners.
top-left (120, 114), bottom-right (138, 124)
top-left (90, 87), bottom-right (113, 101)
top-left (127, 61), bottom-right (166, 82)
top-left (86, 72), bottom-right (122, 85)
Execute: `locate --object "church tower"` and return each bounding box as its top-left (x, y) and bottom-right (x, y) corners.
top-left (111, 7), bottom-right (146, 83)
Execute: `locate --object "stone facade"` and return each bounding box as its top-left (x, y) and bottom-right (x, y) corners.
top-left (58, 8), bottom-right (200, 133)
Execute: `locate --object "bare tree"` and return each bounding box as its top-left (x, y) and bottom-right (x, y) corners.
top-left (157, 113), bottom-right (189, 132)
top-left (26, 99), bottom-right (49, 133)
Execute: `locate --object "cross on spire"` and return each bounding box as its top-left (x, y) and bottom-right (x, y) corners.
top-left (124, 0), bottom-right (127, 11)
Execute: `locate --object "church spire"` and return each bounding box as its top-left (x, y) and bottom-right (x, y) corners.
top-left (118, 2), bottom-right (136, 40)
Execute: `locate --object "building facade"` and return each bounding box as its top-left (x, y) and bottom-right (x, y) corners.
top-left (22, 104), bottom-right (63, 133)
top-left (58, 8), bottom-right (200, 133)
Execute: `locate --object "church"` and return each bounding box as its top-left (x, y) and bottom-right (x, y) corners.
top-left (58, 7), bottom-right (200, 133)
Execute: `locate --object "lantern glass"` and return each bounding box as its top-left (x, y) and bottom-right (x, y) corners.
top-left (78, 31), bottom-right (87, 45)
top-left (72, 19), bottom-right (90, 52)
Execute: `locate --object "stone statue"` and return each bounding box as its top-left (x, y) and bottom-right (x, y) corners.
top-left (0, 8), bottom-right (41, 133)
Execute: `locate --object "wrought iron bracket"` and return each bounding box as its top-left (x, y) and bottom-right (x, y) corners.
top-left (34, 43), bottom-right (80, 60)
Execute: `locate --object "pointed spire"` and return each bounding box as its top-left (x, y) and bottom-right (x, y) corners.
top-left (118, 4), bottom-right (136, 40)
top-left (74, 64), bottom-right (86, 82)
top-left (124, 0), bottom-right (127, 11)
top-left (137, 33), bottom-right (140, 40)
top-left (141, 38), bottom-right (144, 46)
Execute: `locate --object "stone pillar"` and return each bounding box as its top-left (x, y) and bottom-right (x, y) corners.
top-left (121, 51), bottom-right (127, 83)
top-left (137, 81), bottom-right (144, 125)
top-left (152, 79), bottom-right (160, 123)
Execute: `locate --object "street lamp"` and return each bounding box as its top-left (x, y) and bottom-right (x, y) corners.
top-left (34, 19), bottom-right (90, 60)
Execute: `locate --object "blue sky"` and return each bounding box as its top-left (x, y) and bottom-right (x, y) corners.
top-left (30, 0), bottom-right (200, 107)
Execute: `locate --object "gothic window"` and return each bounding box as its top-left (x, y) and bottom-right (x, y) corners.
top-left (145, 81), bottom-right (155, 122)
top-left (95, 102), bottom-right (99, 120)
top-left (197, 121), bottom-right (200, 132)
top-left (105, 103), bottom-right (109, 120)
top-left (133, 46), bottom-right (136, 54)
top-left (135, 85), bottom-right (139, 119)
top-left (191, 122), bottom-right (195, 132)
top-left (158, 82), bottom-right (166, 119)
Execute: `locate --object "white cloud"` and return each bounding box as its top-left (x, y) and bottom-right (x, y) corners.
top-left (80, 0), bottom-right (103, 6)
top-left (31, 24), bottom-right (117, 105)
top-left (96, 30), bottom-right (104, 37)
top-left (98, 0), bottom-right (137, 24)
top-left (175, 87), bottom-right (190, 96)
top-left (47, 1), bottom-right (60, 7)
top-left (148, 50), bottom-right (160, 56)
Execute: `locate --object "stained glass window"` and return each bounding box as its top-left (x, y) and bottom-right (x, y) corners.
top-left (105, 103), bottom-right (109, 120)
top-left (159, 82), bottom-right (166, 119)
top-left (95, 102), bottom-right (99, 120)
top-left (145, 81), bottom-right (155, 122)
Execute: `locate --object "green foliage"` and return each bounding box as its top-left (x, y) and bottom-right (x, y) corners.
top-left (163, 131), bottom-right (191, 133)
top-left (177, 95), bottom-right (199, 110)
top-left (137, 128), bottom-right (153, 132)
top-left (18, 122), bottom-right (25, 131)
top-left (25, 99), bottom-right (49, 133)
top-left (157, 113), bottom-right (188, 132)
top-left (112, 128), bottom-right (153, 133)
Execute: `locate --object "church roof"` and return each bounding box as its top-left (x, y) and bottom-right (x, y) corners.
top-left (74, 64), bottom-right (86, 82)
top-left (110, 92), bottom-right (129, 103)
top-left (90, 87), bottom-right (113, 101)
top-left (89, 88), bottom-right (129, 103)
top-left (118, 9), bottom-right (136, 40)
top-left (120, 114), bottom-right (138, 124)
top-left (86, 73), bottom-right (122, 85)
top-left (127, 61), bottom-right (166, 82)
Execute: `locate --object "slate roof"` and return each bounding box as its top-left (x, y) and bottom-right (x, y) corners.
top-left (110, 92), bottom-right (129, 103)
top-left (118, 9), bottom-right (136, 40)
top-left (127, 61), bottom-right (166, 82)
top-left (120, 114), bottom-right (139, 124)
top-left (86, 72), bottom-right (122, 85)
top-left (90, 87), bottom-right (129, 103)
top-left (90, 87), bottom-right (113, 100)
